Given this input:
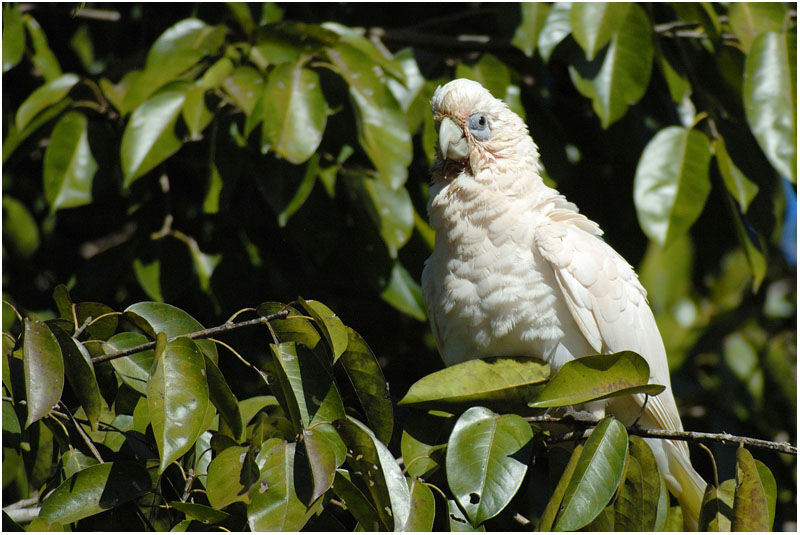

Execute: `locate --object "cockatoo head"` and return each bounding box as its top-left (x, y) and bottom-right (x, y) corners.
top-left (430, 78), bottom-right (538, 180)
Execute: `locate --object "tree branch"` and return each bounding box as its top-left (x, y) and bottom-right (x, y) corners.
top-left (90, 310), bottom-right (289, 365)
top-left (527, 414), bottom-right (797, 455)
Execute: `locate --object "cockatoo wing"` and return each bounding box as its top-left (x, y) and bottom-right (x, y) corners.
top-left (534, 210), bottom-right (683, 436)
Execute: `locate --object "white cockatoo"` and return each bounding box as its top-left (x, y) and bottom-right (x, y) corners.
top-left (421, 79), bottom-right (705, 525)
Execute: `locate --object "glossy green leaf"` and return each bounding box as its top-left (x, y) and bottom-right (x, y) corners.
top-left (38, 462), bottom-right (151, 525)
top-left (538, 2), bottom-right (573, 62)
top-left (121, 88), bottom-right (186, 187)
top-left (222, 66), bottom-right (264, 116)
top-left (61, 448), bottom-right (100, 479)
top-left (732, 446), bottom-right (770, 530)
top-left (49, 324), bottom-right (103, 431)
top-left (530, 352), bottom-right (664, 408)
top-left (538, 444), bottom-right (584, 531)
top-left (43, 111), bottom-right (97, 212)
top-left (455, 54), bottom-right (511, 105)
top-left (168, 501), bottom-right (229, 525)
top-left (124, 301), bottom-right (217, 363)
top-left (633, 126), bottom-right (713, 246)
top-left (204, 354), bottom-right (243, 441)
top-left (387, 48), bottom-right (424, 114)
top-left (401, 356), bottom-right (550, 409)
top-left (338, 326), bottom-right (393, 444)
top-left (512, 3), bottom-right (551, 57)
top-left (570, 3), bottom-right (630, 60)
top-left (2, 4), bottom-right (25, 72)
top-left (568, 3), bottom-right (652, 128)
top-left (728, 2), bottom-right (788, 53)
top-left (105, 332), bottom-right (153, 395)
top-left (200, 56), bottom-right (234, 89)
top-left (446, 407), bottom-right (533, 526)
top-left (744, 30), bottom-right (796, 182)
top-left (380, 260), bottom-right (426, 320)
top-left (257, 302), bottom-right (323, 351)
top-left (269, 342), bottom-right (345, 430)
top-left (297, 297), bottom-right (348, 361)
top-left (15, 73), bottom-right (79, 132)
top-left (24, 14), bottom-right (61, 81)
top-left (355, 173), bottom-right (414, 258)
top-left (332, 469), bottom-right (383, 531)
top-left (147, 336), bottom-right (210, 473)
top-left (401, 410), bottom-right (453, 478)
top-left (206, 445), bottom-right (258, 509)
top-left (448, 498), bottom-right (486, 532)
top-left (614, 436), bottom-right (661, 531)
top-left (301, 424), bottom-right (344, 503)
top-left (321, 21), bottom-right (405, 82)
top-left (182, 84), bottom-right (213, 141)
top-left (334, 416), bottom-right (411, 530)
top-left (73, 301), bottom-right (117, 341)
top-left (400, 477), bottom-right (436, 531)
top-left (247, 438), bottom-right (317, 531)
top-left (699, 479), bottom-right (735, 531)
top-left (714, 137), bottom-right (759, 212)
top-left (3, 97), bottom-right (70, 163)
top-left (553, 417), bottom-right (628, 531)
top-left (23, 319), bottom-right (64, 427)
top-left (145, 18), bottom-right (224, 78)
top-left (278, 154), bottom-right (318, 227)
top-left (2, 196), bottom-right (40, 258)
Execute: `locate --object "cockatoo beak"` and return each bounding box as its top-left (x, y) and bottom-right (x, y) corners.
top-left (438, 116), bottom-right (469, 161)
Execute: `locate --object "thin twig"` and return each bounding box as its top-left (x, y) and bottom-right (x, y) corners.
top-left (527, 415), bottom-right (797, 455)
top-left (90, 310), bottom-right (289, 365)
top-left (57, 402), bottom-right (104, 463)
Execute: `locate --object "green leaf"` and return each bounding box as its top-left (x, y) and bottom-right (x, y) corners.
top-left (448, 498), bottom-right (486, 532)
top-left (633, 126), bottom-right (713, 246)
top-left (301, 424), bottom-right (344, 503)
top-left (614, 436), bottom-right (662, 530)
top-left (262, 62), bottom-right (327, 164)
top-left (401, 477), bottom-right (436, 531)
top-left (754, 459), bottom-right (777, 529)
top-left (380, 260), bottom-right (426, 320)
top-left (446, 407), bottom-right (533, 526)
top-left (728, 2), bottom-right (788, 53)
top-left (24, 14), bottom-right (61, 81)
top-left (61, 448), bottom-right (100, 479)
top-left (168, 501), bottom-right (229, 525)
top-left (352, 172), bottom-right (414, 258)
top-left (105, 332), bottom-right (153, 395)
top-left (3, 97), bottom-right (70, 163)
top-left (714, 137), bottom-right (759, 212)
top-left (182, 84), bottom-right (213, 141)
top-left (2, 196), bottom-right (40, 258)
top-left (338, 327), bottom-right (393, 444)
top-left (538, 2), bottom-right (573, 62)
top-left (69, 24), bottom-right (103, 75)
top-left (553, 417), bottom-right (628, 531)
top-left (204, 354), bottom-right (243, 441)
top-left (49, 324), bottom-right (103, 431)
top-left (332, 469), bottom-right (383, 530)
top-left (512, 3), bottom-right (551, 57)
top-left (278, 154), bottom-right (318, 227)
top-left (297, 297), bottom-right (349, 361)
top-left (269, 341), bottom-right (346, 430)
top-left (732, 446), bottom-right (770, 531)
top-left (529, 352), bottom-right (664, 408)
top-left (206, 445), bottom-right (258, 509)
top-left (401, 357), bottom-right (550, 409)
top-left (121, 88), bottom-right (187, 187)
top-left (200, 56), bottom-right (234, 89)
top-left (334, 416), bottom-right (411, 530)
top-left (570, 3), bottom-right (630, 60)
top-left (43, 111), bottom-right (97, 212)
top-left (147, 337), bottom-right (210, 473)
top-left (744, 30), bottom-right (796, 182)
top-left (38, 462), bottom-right (151, 525)
top-left (401, 410), bottom-right (453, 478)
top-left (456, 54), bottom-right (511, 104)
top-left (699, 479), bottom-right (735, 531)
top-left (146, 18), bottom-right (224, 77)
top-left (2, 4), bottom-right (25, 72)
top-left (247, 438), bottom-right (317, 531)
top-left (538, 444), bottom-right (583, 531)
top-left (387, 47), bottom-right (425, 114)
top-left (23, 319), bottom-right (64, 427)
top-left (725, 193), bottom-right (767, 291)
top-left (257, 302), bottom-right (323, 351)
top-left (321, 21), bottom-right (406, 82)
top-left (222, 66), bottom-right (265, 116)
top-left (568, 3), bottom-right (653, 128)
top-left (15, 73), bottom-right (79, 131)
top-left (124, 301), bottom-right (218, 363)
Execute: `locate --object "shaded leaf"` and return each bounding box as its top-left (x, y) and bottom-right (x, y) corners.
top-left (2, 196), bottom-right (40, 258)
top-left (23, 14), bottom-right (62, 81)
top-left (530, 352), bottom-right (664, 408)
top-left (105, 332), bottom-right (153, 396)
top-left (732, 446), bottom-right (770, 531)
top-left (297, 297), bottom-right (348, 361)
top-left (147, 337), bottom-right (210, 473)
top-left (743, 30), bottom-right (796, 182)
top-left (2, 4), bottom-right (25, 72)
top-left (633, 126), bottom-right (713, 246)
top-left (401, 477), bottom-right (436, 531)
top-left (204, 354), bottom-right (243, 441)
top-left (322, 21), bottom-right (406, 82)
top-left (726, 194), bottom-right (767, 291)
top-left (570, 3), bottom-right (630, 60)
top-left (754, 459), bottom-right (777, 529)
top-left (301, 424), bottom-right (344, 503)
top-left (15, 73), bottom-right (79, 131)
top-left (168, 502), bottom-right (229, 525)
top-left (222, 66), bottom-right (265, 116)
top-left (401, 410), bottom-right (453, 478)
top-left (715, 137), bottom-right (759, 212)
top-left (350, 169), bottom-right (414, 259)
top-left (61, 448), bottom-right (100, 479)
top-left (553, 417), bottom-right (628, 531)
top-left (512, 3), bottom-right (551, 57)
top-left (332, 469), bottom-right (383, 531)
top-left (380, 260), bottom-right (426, 320)
top-left (38, 462), bottom-right (151, 525)
top-left (448, 499), bottom-right (486, 532)
top-left (49, 324), bottom-right (103, 431)
top-left (728, 2), bottom-right (788, 53)
top-left (206, 445), bottom-right (258, 509)
top-left (614, 436), bottom-right (662, 531)
top-left (699, 479), bottom-right (735, 531)
top-left (23, 319), bottom-right (64, 427)
top-left (278, 154), bottom-right (318, 227)
top-left (401, 356), bottom-right (550, 409)
top-left (446, 406), bottom-right (533, 526)
top-left (181, 84), bottom-right (213, 141)
top-left (120, 88), bottom-right (187, 187)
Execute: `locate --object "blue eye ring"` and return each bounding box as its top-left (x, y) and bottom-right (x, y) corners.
top-left (468, 113), bottom-right (490, 141)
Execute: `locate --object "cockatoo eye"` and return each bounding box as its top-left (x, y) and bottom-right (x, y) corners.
top-left (467, 113), bottom-right (490, 141)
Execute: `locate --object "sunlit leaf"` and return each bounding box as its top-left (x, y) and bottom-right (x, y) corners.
top-left (699, 479), bottom-right (735, 531)
top-left (146, 18), bottom-right (224, 79)
top-left (570, 3), bottom-right (630, 60)
top-left (538, 444), bottom-right (583, 531)
top-left (2, 4), bottom-right (25, 72)
top-left (754, 459), bottom-right (777, 529)
top-left (23, 319), bottom-right (64, 427)
top-left (105, 332), bottom-right (153, 396)
top-left (2, 196), bottom-right (40, 258)
top-left (538, 2), bottom-right (573, 62)
top-left (43, 111), bottom-right (97, 212)
top-left (15, 73), bottom-right (79, 131)
top-left (728, 2), bottom-right (788, 53)
top-left (512, 3), bottom-right (551, 57)
top-left (446, 406), bottom-right (533, 526)
top-left (714, 137), bottom-right (759, 212)
top-left (401, 477), bottom-right (436, 531)
top-left (24, 14), bottom-right (61, 81)
top-left (222, 66), bottom-right (265, 117)
top-left (206, 445), bottom-right (258, 509)
top-left (182, 84), bottom-right (213, 141)
top-left (124, 301), bottom-right (217, 363)
top-left (614, 436), bottom-right (662, 531)
top-left (301, 423), bottom-right (344, 503)
top-left (297, 297), bottom-right (348, 361)
top-left (380, 260), bottom-right (426, 321)
top-left (732, 447), bottom-right (770, 530)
